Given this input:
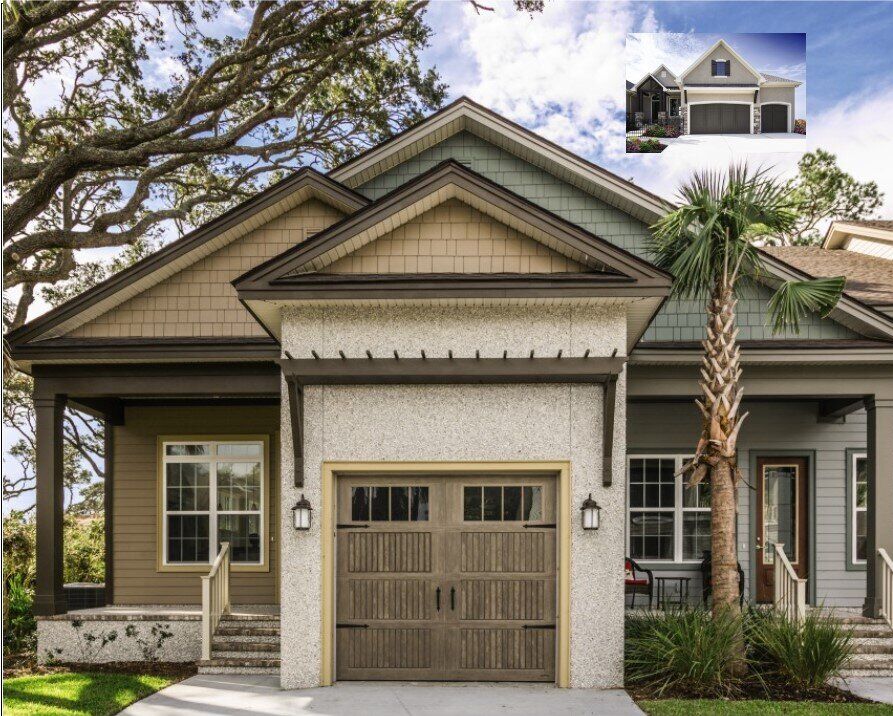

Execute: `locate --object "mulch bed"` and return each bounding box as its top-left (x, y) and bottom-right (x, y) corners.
top-left (3, 653), bottom-right (197, 680)
top-left (627, 680), bottom-right (868, 704)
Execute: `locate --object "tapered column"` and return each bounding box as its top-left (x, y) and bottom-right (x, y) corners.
top-left (34, 391), bottom-right (67, 616)
top-left (103, 420), bottom-right (114, 605)
top-left (864, 396), bottom-right (893, 617)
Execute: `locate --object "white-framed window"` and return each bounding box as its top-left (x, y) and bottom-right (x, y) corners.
top-left (162, 440), bottom-right (265, 566)
top-left (852, 452), bottom-right (868, 565)
top-left (627, 455), bottom-right (711, 563)
top-left (712, 59), bottom-right (730, 77)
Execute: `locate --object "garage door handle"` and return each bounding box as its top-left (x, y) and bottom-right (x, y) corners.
top-left (435, 587), bottom-right (441, 611)
top-left (336, 623), bottom-right (369, 629)
top-left (450, 587), bottom-right (456, 611)
top-left (522, 624), bottom-right (556, 630)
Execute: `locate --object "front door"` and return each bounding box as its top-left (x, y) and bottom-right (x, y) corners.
top-left (755, 457), bottom-right (808, 602)
top-left (335, 475), bottom-right (556, 681)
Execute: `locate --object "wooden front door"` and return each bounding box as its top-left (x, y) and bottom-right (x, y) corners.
top-left (755, 457), bottom-right (808, 603)
top-left (335, 475), bottom-right (556, 682)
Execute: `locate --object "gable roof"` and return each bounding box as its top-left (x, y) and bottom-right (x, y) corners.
top-left (823, 219), bottom-right (893, 249)
top-left (678, 39), bottom-right (764, 83)
top-left (328, 96), bottom-right (671, 225)
top-left (760, 72), bottom-right (801, 85)
top-left (7, 168), bottom-right (367, 347)
top-left (632, 65), bottom-right (681, 91)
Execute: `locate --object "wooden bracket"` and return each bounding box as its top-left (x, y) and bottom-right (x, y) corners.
top-left (602, 375), bottom-right (618, 487)
top-left (287, 379), bottom-right (304, 487)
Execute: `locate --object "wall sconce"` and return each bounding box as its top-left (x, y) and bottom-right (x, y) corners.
top-left (581, 493), bottom-right (601, 530)
top-left (293, 494), bottom-right (312, 530)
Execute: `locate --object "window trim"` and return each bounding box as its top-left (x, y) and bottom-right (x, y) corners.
top-left (712, 59), bottom-right (731, 77)
top-left (626, 454), bottom-right (710, 565)
top-left (846, 448), bottom-right (868, 571)
top-left (156, 435), bottom-right (270, 573)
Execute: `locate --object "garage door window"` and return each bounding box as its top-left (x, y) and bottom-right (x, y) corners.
top-left (350, 485), bottom-right (430, 521)
top-left (463, 485), bottom-right (542, 521)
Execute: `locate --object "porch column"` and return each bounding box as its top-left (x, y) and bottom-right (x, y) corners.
top-left (34, 391), bottom-right (67, 616)
top-left (864, 396), bottom-right (893, 618)
top-left (104, 419), bottom-right (114, 605)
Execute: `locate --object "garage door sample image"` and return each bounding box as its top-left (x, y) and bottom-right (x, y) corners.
top-left (626, 33), bottom-right (805, 151)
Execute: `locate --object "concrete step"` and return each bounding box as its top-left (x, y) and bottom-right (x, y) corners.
top-left (215, 625), bottom-right (280, 637)
top-left (218, 618), bottom-right (280, 629)
top-left (846, 624), bottom-right (893, 638)
top-left (212, 633), bottom-right (279, 645)
top-left (851, 638), bottom-right (893, 654)
top-left (198, 665), bottom-right (280, 675)
top-left (212, 639), bottom-right (279, 653)
top-left (825, 615), bottom-right (890, 625)
top-left (212, 650), bottom-right (281, 660)
top-left (220, 612), bottom-right (280, 622)
top-left (845, 654), bottom-right (893, 670)
top-left (198, 657), bottom-right (281, 669)
top-left (839, 668), bottom-right (893, 678)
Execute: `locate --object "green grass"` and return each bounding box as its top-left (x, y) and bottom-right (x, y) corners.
top-left (640, 700), bottom-right (893, 716)
top-left (2, 672), bottom-right (175, 716)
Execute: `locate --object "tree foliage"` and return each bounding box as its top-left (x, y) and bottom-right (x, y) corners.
top-left (3, 0), bottom-right (446, 328)
top-left (766, 149), bottom-right (884, 246)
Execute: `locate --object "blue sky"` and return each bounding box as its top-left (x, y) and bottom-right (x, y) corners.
top-left (4, 0), bottom-right (893, 514)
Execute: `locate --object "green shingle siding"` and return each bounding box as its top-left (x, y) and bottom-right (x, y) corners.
top-left (357, 131), bottom-right (860, 342)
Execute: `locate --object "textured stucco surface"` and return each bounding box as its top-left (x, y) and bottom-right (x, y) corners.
top-left (279, 303), bottom-right (627, 689)
top-left (37, 617), bottom-right (199, 664)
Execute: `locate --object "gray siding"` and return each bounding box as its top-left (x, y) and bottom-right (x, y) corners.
top-left (683, 46), bottom-right (761, 85)
top-left (628, 400), bottom-right (867, 607)
top-left (358, 131), bottom-right (859, 342)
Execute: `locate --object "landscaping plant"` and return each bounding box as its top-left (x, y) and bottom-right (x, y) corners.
top-left (3, 573), bottom-right (36, 656)
top-left (747, 609), bottom-right (853, 690)
top-left (626, 608), bottom-right (748, 698)
top-left (794, 119), bottom-right (806, 135)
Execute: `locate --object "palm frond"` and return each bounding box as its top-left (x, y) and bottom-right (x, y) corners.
top-left (767, 276), bottom-right (846, 334)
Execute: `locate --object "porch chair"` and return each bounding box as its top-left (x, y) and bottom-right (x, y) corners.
top-left (625, 557), bottom-right (654, 609)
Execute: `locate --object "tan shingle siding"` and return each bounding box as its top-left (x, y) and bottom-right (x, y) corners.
top-left (70, 199), bottom-right (343, 338)
top-left (326, 198), bottom-right (587, 274)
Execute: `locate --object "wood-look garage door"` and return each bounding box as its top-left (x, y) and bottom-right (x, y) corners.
top-left (761, 104), bottom-right (788, 133)
top-left (335, 475), bottom-right (556, 682)
top-left (690, 103), bottom-right (750, 134)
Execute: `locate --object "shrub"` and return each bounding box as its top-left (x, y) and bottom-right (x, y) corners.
top-left (747, 608), bottom-right (852, 689)
top-left (625, 608), bottom-right (746, 697)
top-left (3, 573), bottom-right (37, 655)
top-left (627, 138), bottom-right (666, 154)
top-left (644, 124), bottom-right (667, 138)
top-left (794, 119), bottom-right (806, 134)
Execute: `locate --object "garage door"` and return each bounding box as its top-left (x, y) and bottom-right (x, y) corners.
top-left (761, 104), bottom-right (788, 133)
top-left (690, 103), bottom-right (750, 134)
top-left (336, 475), bottom-right (556, 681)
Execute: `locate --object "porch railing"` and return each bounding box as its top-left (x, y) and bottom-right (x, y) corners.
top-left (879, 548), bottom-right (893, 629)
top-left (773, 542), bottom-right (806, 623)
top-left (201, 541), bottom-right (231, 660)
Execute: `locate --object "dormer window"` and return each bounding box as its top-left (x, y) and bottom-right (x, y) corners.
top-left (661, 70), bottom-right (667, 79)
top-left (712, 60), bottom-right (730, 77)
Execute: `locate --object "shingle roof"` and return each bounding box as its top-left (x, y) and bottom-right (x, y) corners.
top-left (626, 80), bottom-right (634, 91)
top-left (762, 246), bottom-right (893, 306)
top-left (842, 220), bottom-right (893, 231)
top-left (760, 72), bottom-right (800, 83)
top-left (684, 83), bottom-right (759, 88)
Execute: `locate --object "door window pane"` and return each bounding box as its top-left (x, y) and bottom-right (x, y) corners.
top-left (219, 514), bottom-right (261, 563)
top-left (483, 486), bottom-right (501, 521)
top-left (217, 462), bottom-right (261, 511)
top-left (763, 465), bottom-right (797, 565)
top-left (370, 487), bottom-right (390, 521)
top-left (683, 513), bottom-right (711, 560)
top-left (629, 512), bottom-right (674, 560)
top-left (523, 486), bottom-right (542, 521)
top-left (503, 486), bottom-right (522, 520)
top-left (351, 487), bottom-right (370, 521)
top-left (390, 487), bottom-right (409, 521)
top-left (411, 487), bottom-right (429, 522)
top-left (464, 487), bottom-right (482, 521)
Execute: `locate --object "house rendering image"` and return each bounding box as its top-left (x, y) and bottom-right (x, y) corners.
top-left (8, 98), bottom-right (893, 689)
top-left (627, 39), bottom-right (802, 134)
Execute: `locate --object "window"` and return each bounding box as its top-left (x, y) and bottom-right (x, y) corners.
top-left (162, 440), bottom-right (265, 566)
top-left (712, 60), bottom-right (730, 77)
top-left (350, 486), bottom-right (429, 522)
top-left (627, 455), bottom-right (711, 563)
top-left (852, 452), bottom-right (868, 565)
top-left (669, 98), bottom-right (680, 117)
top-left (463, 485), bottom-right (543, 522)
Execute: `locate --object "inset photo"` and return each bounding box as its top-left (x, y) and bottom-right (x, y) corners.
top-left (625, 33), bottom-right (806, 156)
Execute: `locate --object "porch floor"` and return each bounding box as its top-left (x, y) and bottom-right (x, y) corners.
top-left (40, 604), bottom-right (280, 621)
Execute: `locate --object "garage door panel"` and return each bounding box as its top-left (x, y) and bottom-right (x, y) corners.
top-left (346, 531), bottom-right (433, 573)
top-left (762, 104), bottom-right (788, 132)
top-left (460, 531), bottom-right (552, 573)
top-left (691, 103), bottom-right (750, 134)
top-left (344, 578), bottom-right (432, 620)
top-left (455, 627), bottom-right (554, 680)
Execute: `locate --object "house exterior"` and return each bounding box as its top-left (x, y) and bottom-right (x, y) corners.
top-left (824, 220), bottom-right (893, 263)
top-left (626, 39), bottom-right (802, 134)
top-left (9, 98), bottom-right (893, 689)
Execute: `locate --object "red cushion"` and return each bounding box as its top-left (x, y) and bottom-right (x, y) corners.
top-left (626, 578), bottom-right (648, 586)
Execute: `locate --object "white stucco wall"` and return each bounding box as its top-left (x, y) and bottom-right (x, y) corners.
top-left (278, 302), bottom-right (628, 689)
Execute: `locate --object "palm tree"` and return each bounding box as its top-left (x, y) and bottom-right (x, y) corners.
top-left (649, 165), bottom-right (845, 617)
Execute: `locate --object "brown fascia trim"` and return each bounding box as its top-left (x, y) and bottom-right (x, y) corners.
top-left (234, 159), bottom-right (673, 293)
top-left (239, 272), bottom-right (670, 301)
top-left (7, 169), bottom-right (368, 347)
top-left (329, 96), bottom-right (673, 213)
top-left (636, 339), bottom-right (893, 351)
top-left (10, 336), bottom-right (281, 362)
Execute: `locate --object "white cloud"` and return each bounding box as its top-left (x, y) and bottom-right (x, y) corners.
top-left (625, 32), bottom-right (705, 84)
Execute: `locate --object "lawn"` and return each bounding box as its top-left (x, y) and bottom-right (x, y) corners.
top-left (640, 700), bottom-right (893, 716)
top-left (2, 671), bottom-right (175, 716)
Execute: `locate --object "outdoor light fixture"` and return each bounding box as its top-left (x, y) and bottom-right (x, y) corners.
top-left (581, 493), bottom-right (601, 530)
top-left (292, 494), bottom-right (312, 530)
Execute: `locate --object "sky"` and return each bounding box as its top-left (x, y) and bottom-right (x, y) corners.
top-left (422, 0), bottom-right (893, 208)
top-left (4, 0), bottom-right (893, 514)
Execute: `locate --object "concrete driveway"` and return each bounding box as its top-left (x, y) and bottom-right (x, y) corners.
top-left (120, 675), bottom-right (644, 715)
top-left (660, 132), bottom-right (807, 162)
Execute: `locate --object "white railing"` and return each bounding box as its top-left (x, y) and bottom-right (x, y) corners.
top-left (201, 542), bottom-right (231, 660)
top-left (879, 548), bottom-right (893, 630)
top-left (773, 542), bottom-right (806, 624)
